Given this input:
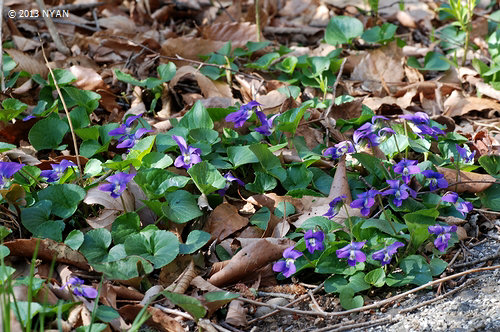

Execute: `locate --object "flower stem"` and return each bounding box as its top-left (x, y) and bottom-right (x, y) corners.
top-left (377, 195), bottom-right (398, 235)
top-left (120, 195), bottom-right (128, 213)
top-left (342, 204), bottom-right (354, 242)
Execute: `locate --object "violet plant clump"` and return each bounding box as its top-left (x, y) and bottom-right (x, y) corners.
top-left (109, 113), bottom-right (152, 149)
top-left (40, 160), bottom-right (76, 183)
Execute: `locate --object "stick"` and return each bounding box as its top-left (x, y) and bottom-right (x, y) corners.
top-left (35, 0), bottom-right (70, 55)
top-left (322, 58), bottom-right (347, 121)
top-left (452, 249), bottom-right (500, 268)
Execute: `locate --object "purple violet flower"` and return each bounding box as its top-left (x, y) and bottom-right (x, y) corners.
top-left (400, 112), bottom-right (430, 124)
top-left (0, 162), bottom-right (25, 189)
top-left (428, 224), bottom-right (457, 252)
top-left (255, 111), bottom-right (279, 136)
top-left (441, 192), bottom-right (473, 217)
top-left (273, 246), bottom-right (303, 278)
top-left (382, 179), bottom-right (417, 207)
top-left (218, 172), bottom-right (245, 196)
top-left (324, 141), bottom-right (355, 159)
top-left (421, 170), bottom-right (448, 191)
top-left (172, 135), bottom-right (202, 170)
top-left (442, 192), bottom-right (459, 203)
top-left (353, 116), bottom-right (392, 147)
top-left (372, 241), bottom-right (404, 265)
top-left (98, 172), bottom-right (135, 198)
top-left (109, 114), bottom-right (152, 149)
top-left (393, 159), bottom-right (420, 184)
top-left (323, 195), bottom-right (346, 219)
top-left (61, 277), bottom-right (98, 299)
top-left (336, 242), bottom-right (366, 267)
top-left (350, 190), bottom-right (380, 217)
top-left (456, 144), bottom-right (476, 163)
top-left (40, 160), bottom-right (76, 183)
top-left (304, 230), bottom-right (325, 254)
top-left (225, 101), bottom-right (261, 128)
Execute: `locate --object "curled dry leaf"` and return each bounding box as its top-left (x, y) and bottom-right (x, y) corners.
top-left (200, 22), bottom-right (258, 45)
top-left (170, 66), bottom-right (222, 98)
top-left (4, 238), bottom-right (89, 270)
top-left (204, 203), bottom-right (249, 241)
top-left (5, 49), bottom-right (48, 78)
top-left (119, 305), bottom-right (184, 332)
top-left (161, 37), bottom-right (227, 62)
top-left (225, 300), bottom-right (247, 327)
top-left (208, 238), bottom-right (294, 287)
top-left (443, 91), bottom-right (500, 117)
top-left (191, 276), bottom-right (223, 292)
top-left (165, 259), bottom-right (198, 294)
top-left (436, 166), bottom-right (495, 193)
top-left (83, 187), bottom-right (135, 228)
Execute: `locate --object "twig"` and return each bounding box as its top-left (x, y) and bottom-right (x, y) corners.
top-left (35, 0), bottom-right (70, 55)
top-left (311, 320), bottom-right (356, 332)
top-left (447, 247), bottom-right (462, 267)
top-left (256, 291), bottom-right (295, 300)
top-left (246, 282), bottom-right (324, 324)
top-left (473, 208), bottom-right (500, 216)
top-left (452, 249), bottom-right (500, 268)
top-left (329, 317), bottom-right (393, 332)
top-left (308, 290), bottom-right (325, 314)
top-left (40, 44), bottom-right (83, 179)
top-left (263, 26), bottom-right (322, 35)
top-left (241, 265), bottom-right (500, 319)
top-left (154, 304), bottom-right (194, 320)
top-left (214, 0), bottom-right (235, 22)
top-left (322, 58), bottom-right (347, 121)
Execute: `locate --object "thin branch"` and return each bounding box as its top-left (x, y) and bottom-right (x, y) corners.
top-left (452, 248), bottom-right (500, 268)
top-left (322, 58), bottom-right (347, 121)
top-left (35, 0), bottom-right (70, 55)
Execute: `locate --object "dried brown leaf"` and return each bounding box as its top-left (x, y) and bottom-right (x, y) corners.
top-left (5, 49), bottom-right (48, 78)
top-left (200, 22), bottom-right (258, 45)
top-left (161, 37), bottom-right (227, 62)
top-left (119, 305), bottom-right (184, 332)
top-left (170, 66), bottom-right (221, 98)
top-left (436, 166), bottom-right (495, 193)
top-left (443, 91), bottom-right (500, 117)
top-left (83, 187), bottom-right (135, 228)
top-left (204, 203), bottom-right (249, 241)
top-left (225, 300), bottom-right (247, 327)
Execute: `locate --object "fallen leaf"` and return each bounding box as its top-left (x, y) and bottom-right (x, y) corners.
top-left (225, 300), bottom-right (247, 327)
top-left (436, 166), bottom-right (495, 193)
top-left (200, 22), bottom-right (258, 44)
top-left (204, 203), bottom-right (249, 241)
top-left (443, 91), bottom-right (500, 117)
top-left (5, 49), bottom-right (48, 78)
top-left (119, 305), bottom-right (184, 332)
top-left (170, 66), bottom-right (222, 98)
top-left (83, 187), bottom-right (135, 228)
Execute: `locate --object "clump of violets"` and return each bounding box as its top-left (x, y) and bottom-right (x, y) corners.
top-left (218, 172), bottom-right (245, 196)
top-left (61, 277), bottom-right (98, 299)
top-left (400, 112), bottom-right (445, 140)
top-left (255, 111), bottom-right (279, 136)
top-left (40, 160), bottom-right (76, 183)
top-left (0, 162), bottom-right (25, 189)
top-left (382, 179), bottom-right (416, 207)
top-left (172, 135), bottom-right (202, 170)
top-left (273, 246), bottom-right (302, 278)
top-left (324, 141), bottom-right (355, 159)
top-left (98, 172), bottom-right (135, 198)
top-left (225, 101), bottom-right (261, 128)
top-left (109, 113), bottom-right (152, 149)
top-left (393, 159), bottom-right (420, 184)
top-left (372, 241), bottom-right (405, 265)
top-left (456, 144), bottom-right (475, 163)
top-left (353, 116), bottom-right (393, 147)
top-left (442, 192), bottom-right (473, 217)
top-left (324, 195), bottom-right (346, 219)
top-left (304, 230), bottom-right (325, 254)
top-left (428, 224), bottom-right (457, 251)
top-left (350, 190), bottom-right (380, 216)
top-left (336, 242), bottom-right (366, 267)
top-left (421, 170), bottom-right (448, 191)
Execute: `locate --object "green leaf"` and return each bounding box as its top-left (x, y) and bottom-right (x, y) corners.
top-left (203, 291), bottom-right (239, 312)
top-left (276, 100), bottom-right (313, 135)
top-left (142, 152), bottom-right (173, 169)
top-left (364, 268), bottom-right (386, 287)
top-left (79, 228), bottom-right (112, 264)
top-left (188, 161), bottom-right (227, 195)
top-left (246, 52), bottom-right (280, 70)
top-left (0, 245), bottom-right (10, 260)
top-left (135, 169), bottom-right (190, 199)
top-left (298, 216), bottom-right (343, 233)
top-left (403, 209), bottom-right (438, 250)
top-left (276, 56), bottom-right (298, 74)
top-left (178, 101), bottom-right (214, 130)
top-left (277, 85), bottom-right (301, 99)
top-left (0, 225), bottom-right (12, 241)
top-left (430, 257), bottom-right (448, 276)
top-left (339, 287), bottom-right (364, 310)
top-left (407, 52), bottom-right (450, 71)
top-left (126, 135), bottom-right (156, 164)
top-left (249, 144), bottom-right (286, 182)
top-left (157, 62), bottom-right (176, 82)
top-left (379, 134), bottom-right (409, 158)
top-left (250, 207), bottom-right (270, 230)
top-left (227, 145), bottom-right (259, 168)
top-left (28, 117), bottom-right (69, 151)
top-left (179, 230), bottom-right (211, 254)
top-left (398, 254), bottom-right (432, 285)
top-left (0, 142), bottom-right (16, 153)
top-left (310, 168), bottom-right (333, 195)
top-left (13, 301), bottom-right (43, 327)
top-left (162, 291), bottom-right (207, 321)
top-left (361, 218), bottom-right (407, 236)
top-left (189, 128), bottom-right (220, 145)
top-left (162, 190), bottom-right (203, 223)
top-left (245, 171), bottom-right (277, 193)
top-left (95, 305), bottom-right (120, 323)
top-left (21, 200), bottom-right (64, 242)
top-left (281, 164), bottom-right (313, 191)
top-left (246, 41), bottom-right (271, 52)
top-left (112, 212), bottom-right (141, 244)
top-left (38, 184), bottom-right (86, 219)
top-left (92, 256), bottom-right (154, 280)
top-left (352, 152), bottom-right (387, 180)
top-left (325, 16), bottom-right (364, 45)
top-left (478, 184), bottom-right (500, 211)
top-left (479, 155), bottom-right (500, 175)
top-left (0, 265), bottom-right (15, 283)
top-left (48, 69), bottom-right (76, 86)
top-left (0, 98), bottom-right (28, 122)
top-left (362, 23), bottom-right (397, 43)
top-left (65, 230), bottom-right (84, 250)
top-left (275, 201), bottom-right (296, 218)
top-left (124, 230), bottom-right (179, 268)
top-left (84, 159), bottom-right (103, 177)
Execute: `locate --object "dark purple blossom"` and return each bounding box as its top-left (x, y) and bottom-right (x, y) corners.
top-left (372, 241), bottom-right (405, 265)
top-left (442, 192), bottom-right (459, 203)
top-left (336, 242), bottom-right (366, 267)
top-left (225, 101), bottom-right (261, 128)
top-left (400, 112), bottom-right (430, 124)
top-left (421, 170), bottom-right (448, 191)
top-left (323, 195), bottom-right (346, 219)
top-left (98, 172), bottom-right (135, 198)
top-left (428, 224), bottom-right (457, 251)
top-left (441, 192), bottom-right (473, 217)
top-left (456, 144), bottom-right (476, 163)
top-left (255, 111), bottom-right (279, 136)
top-left (218, 172), bottom-right (245, 196)
top-left (382, 179), bottom-right (417, 207)
top-left (109, 114), bottom-right (152, 149)
top-left (40, 160), bottom-right (76, 183)
top-left (172, 135), bottom-right (202, 170)
top-left (393, 159), bottom-right (420, 184)
top-left (353, 116), bottom-right (392, 147)
top-left (0, 162), bottom-right (25, 189)
top-left (273, 246), bottom-right (303, 278)
top-left (23, 115), bottom-right (36, 121)
top-left (304, 230), bottom-right (325, 254)
top-left (400, 112), bottom-right (444, 139)
top-left (350, 190), bottom-right (380, 216)
top-left (324, 141), bottom-right (355, 159)
top-left (61, 277), bottom-right (98, 299)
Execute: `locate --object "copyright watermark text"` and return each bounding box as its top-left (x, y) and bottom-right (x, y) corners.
top-left (7, 9), bottom-right (70, 19)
